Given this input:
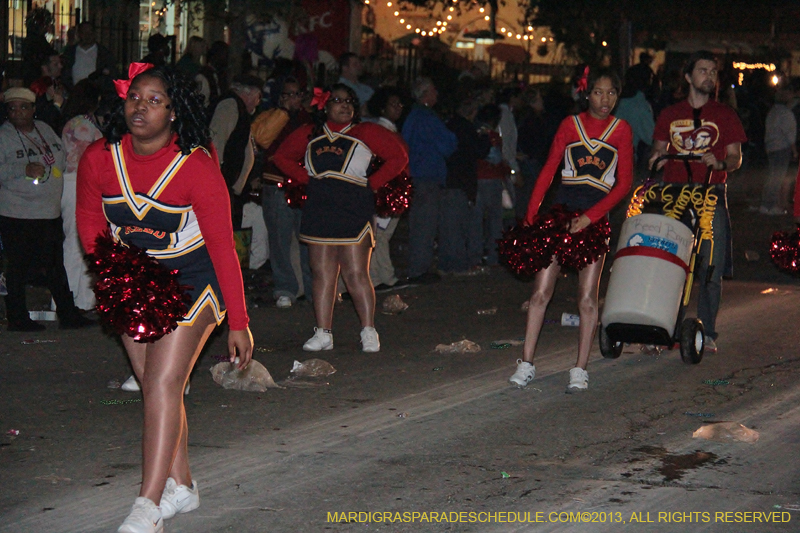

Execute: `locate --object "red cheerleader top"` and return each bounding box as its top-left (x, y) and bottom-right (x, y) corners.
top-left (76, 134), bottom-right (249, 330)
top-left (274, 120), bottom-right (408, 191)
top-left (525, 112), bottom-right (633, 225)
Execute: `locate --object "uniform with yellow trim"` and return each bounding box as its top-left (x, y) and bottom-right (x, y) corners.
top-left (75, 134), bottom-right (249, 330)
top-left (524, 112), bottom-right (634, 226)
top-left (273, 120), bottom-right (408, 245)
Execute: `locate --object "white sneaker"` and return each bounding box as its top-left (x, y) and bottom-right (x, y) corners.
top-left (566, 367), bottom-right (589, 393)
top-left (121, 375), bottom-right (141, 392)
top-left (160, 477), bottom-right (200, 520)
top-left (360, 326), bottom-right (380, 352)
top-left (303, 327), bottom-right (333, 351)
top-left (121, 375), bottom-right (190, 395)
top-left (276, 296), bottom-right (292, 308)
top-left (118, 497), bottom-right (163, 533)
top-left (509, 359), bottom-right (535, 387)
top-left (704, 336), bottom-right (718, 354)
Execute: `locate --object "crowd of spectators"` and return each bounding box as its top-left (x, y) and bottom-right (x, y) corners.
top-left (1, 20), bottom-right (798, 327)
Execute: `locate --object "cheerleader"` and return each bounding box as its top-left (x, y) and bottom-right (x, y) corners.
top-left (509, 68), bottom-right (633, 393)
top-left (274, 84), bottom-right (408, 352)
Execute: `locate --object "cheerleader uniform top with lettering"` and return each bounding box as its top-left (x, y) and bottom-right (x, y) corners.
top-left (75, 134), bottom-right (249, 330)
top-left (524, 112), bottom-right (633, 226)
top-left (274, 120), bottom-right (408, 245)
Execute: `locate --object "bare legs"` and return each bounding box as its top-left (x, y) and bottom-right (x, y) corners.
top-left (308, 239), bottom-right (374, 329)
top-left (574, 256), bottom-right (605, 370)
top-left (123, 307), bottom-right (217, 504)
top-left (521, 257), bottom-right (561, 363)
top-left (521, 254), bottom-right (606, 369)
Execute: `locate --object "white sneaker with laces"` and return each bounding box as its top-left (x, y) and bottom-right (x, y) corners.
top-left (566, 367), bottom-right (589, 393)
top-left (704, 336), bottom-right (718, 354)
top-left (118, 497), bottom-right (163, 533)
top-left (160, 477), bottom-right (200, 520)
top-left (276, 296), bottom-right (292, 308)
top-left (303, 327), bottom-right (333, 351)
top-left (509, 359), bottom-right (535, 387)
top-left (360, 327), bottom-right (380, 352)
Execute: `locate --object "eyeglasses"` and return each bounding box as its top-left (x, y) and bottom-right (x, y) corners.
top-left (126, 93), bottom-right (172, 109)
top-left (388, 101), bottom-right (404, 108)
top-left (281, 91), bottom-right (304, 98)
top-left (693, 107), bottom-right (702, 130)
top-left (329, 97), bottom-right (356, 106)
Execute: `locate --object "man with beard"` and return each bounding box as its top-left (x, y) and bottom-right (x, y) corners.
top-left (649, 50), bottom-right (746, 354)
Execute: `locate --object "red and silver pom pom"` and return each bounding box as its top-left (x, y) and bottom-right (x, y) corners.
top-left (498, 211), bottom-right (566, 276)
top-left (499, 206), bottom-right (609, 275)
top-left (770, 227), bottom-right (800, 275)
top-left (375, 171), bottom-right (412, 217)
top-left (557, 217), bottom-right (611, 270)
top-left (281, 176), bottom-right (307, 209)
top-left (86, 233), bottom-right (191, 342)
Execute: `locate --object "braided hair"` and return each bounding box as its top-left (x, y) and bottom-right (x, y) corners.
top-left (105, 65), bottom-right (210, 155)
top-left (309, 83), bottom-right (361, 140)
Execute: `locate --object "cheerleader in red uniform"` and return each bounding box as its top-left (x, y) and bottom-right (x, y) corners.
top-left (274, 84), bottom-right (407, 353)
top-left (509, 68), bottom-right (633, 393)
top-left (77, 64), bottom-right (253, 532)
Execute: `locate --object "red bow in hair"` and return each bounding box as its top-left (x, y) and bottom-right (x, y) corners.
top-left (113, 62), bottom-right (155, 99)
top-left (310, 87), bottom-right (330, 110)
top-left (576, 65), bottom-right (590, 93)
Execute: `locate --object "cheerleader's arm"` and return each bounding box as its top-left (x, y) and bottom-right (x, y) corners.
top-left (273, 124), bottom-right (313, 185)
top-left (523, 119), bottom-right (570, 225)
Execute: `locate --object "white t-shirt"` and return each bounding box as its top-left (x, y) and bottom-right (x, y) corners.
top-left (72, 44), bottom-right (98, 85)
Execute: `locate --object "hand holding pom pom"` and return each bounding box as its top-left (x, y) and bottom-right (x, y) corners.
top-left (86, 233), bottom-right (192, 342)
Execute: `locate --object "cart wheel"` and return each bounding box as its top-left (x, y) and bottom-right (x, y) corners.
top-left (599, 324), bottom-right (623, 359)
top-left (679, 318), bottom-right (704, 364)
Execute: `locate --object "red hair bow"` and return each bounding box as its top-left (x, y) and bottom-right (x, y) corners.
top-left (576, 66), bottom-right (590, 93)
top-left (114, 62), bottom-right (155, 99)
top-left (310, 87), bottom-right (330, 110)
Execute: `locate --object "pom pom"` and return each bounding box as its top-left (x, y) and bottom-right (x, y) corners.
top-left (375, 170), bottom-right (412, 217)
top-left (557, 217), bottom-right (611, 270)
top-left (86, 233), bottom-right (191, 342)
top-left (499, 206), bottom-right (609, 275)
top-left (281, 176), bottom-right (307, 209)
top-left (770, 226), bottom-right (800, 275)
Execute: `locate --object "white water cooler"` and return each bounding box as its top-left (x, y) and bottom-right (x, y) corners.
top-left (601, 213), bottom-right (695, 338)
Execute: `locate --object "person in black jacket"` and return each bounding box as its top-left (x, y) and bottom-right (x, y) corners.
top-left (439, 93), bottom-right (491, 273)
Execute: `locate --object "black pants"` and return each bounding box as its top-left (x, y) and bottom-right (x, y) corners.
top-left (0, 216), bottom-right (78, 323)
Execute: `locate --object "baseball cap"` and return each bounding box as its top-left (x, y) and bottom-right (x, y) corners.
top-left (4, 87), bottom-right (36, 103)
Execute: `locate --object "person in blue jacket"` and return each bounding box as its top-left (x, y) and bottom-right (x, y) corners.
top-left (401, 77), bottom-right (458, 283)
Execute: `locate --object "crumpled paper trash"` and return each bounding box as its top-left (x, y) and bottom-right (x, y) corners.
top-left (382, 294), bottom-right (409, 314)
top-left (692, 422), bottom-right (759, 443)
top-left (290, 359), bottom-right (336, 378)
top-left (210, 359), bottom-right (282, 391)
top-left (435, 339), bottom-right (481, 353)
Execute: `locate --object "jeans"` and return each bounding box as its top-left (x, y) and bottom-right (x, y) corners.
top-left (761, 148), bottom-right (793, 210)
top-left (407, 181), bottom-right (443, 278)
top-left (438, 188), bottom-right (471, 273)
top-left (0, 216), bottom-right (79, 323)
top-left (695, 189), bottom-right (730, 340)
top-left (469, 179), bottom-right (504, 266)
top-left (262, 185), bottom-right (312, 302)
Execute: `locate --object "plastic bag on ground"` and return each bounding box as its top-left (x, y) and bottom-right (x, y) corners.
top-left (210, 359), bottom-right (282, 392)
top-left (692, 422), bottom-right (760, 443)
top-left (435, 339), bottom-right (481, 353)
top-left (382, 294), bottom-right (409, 314)
top-left (290, 359), bottom-right (336, 378)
